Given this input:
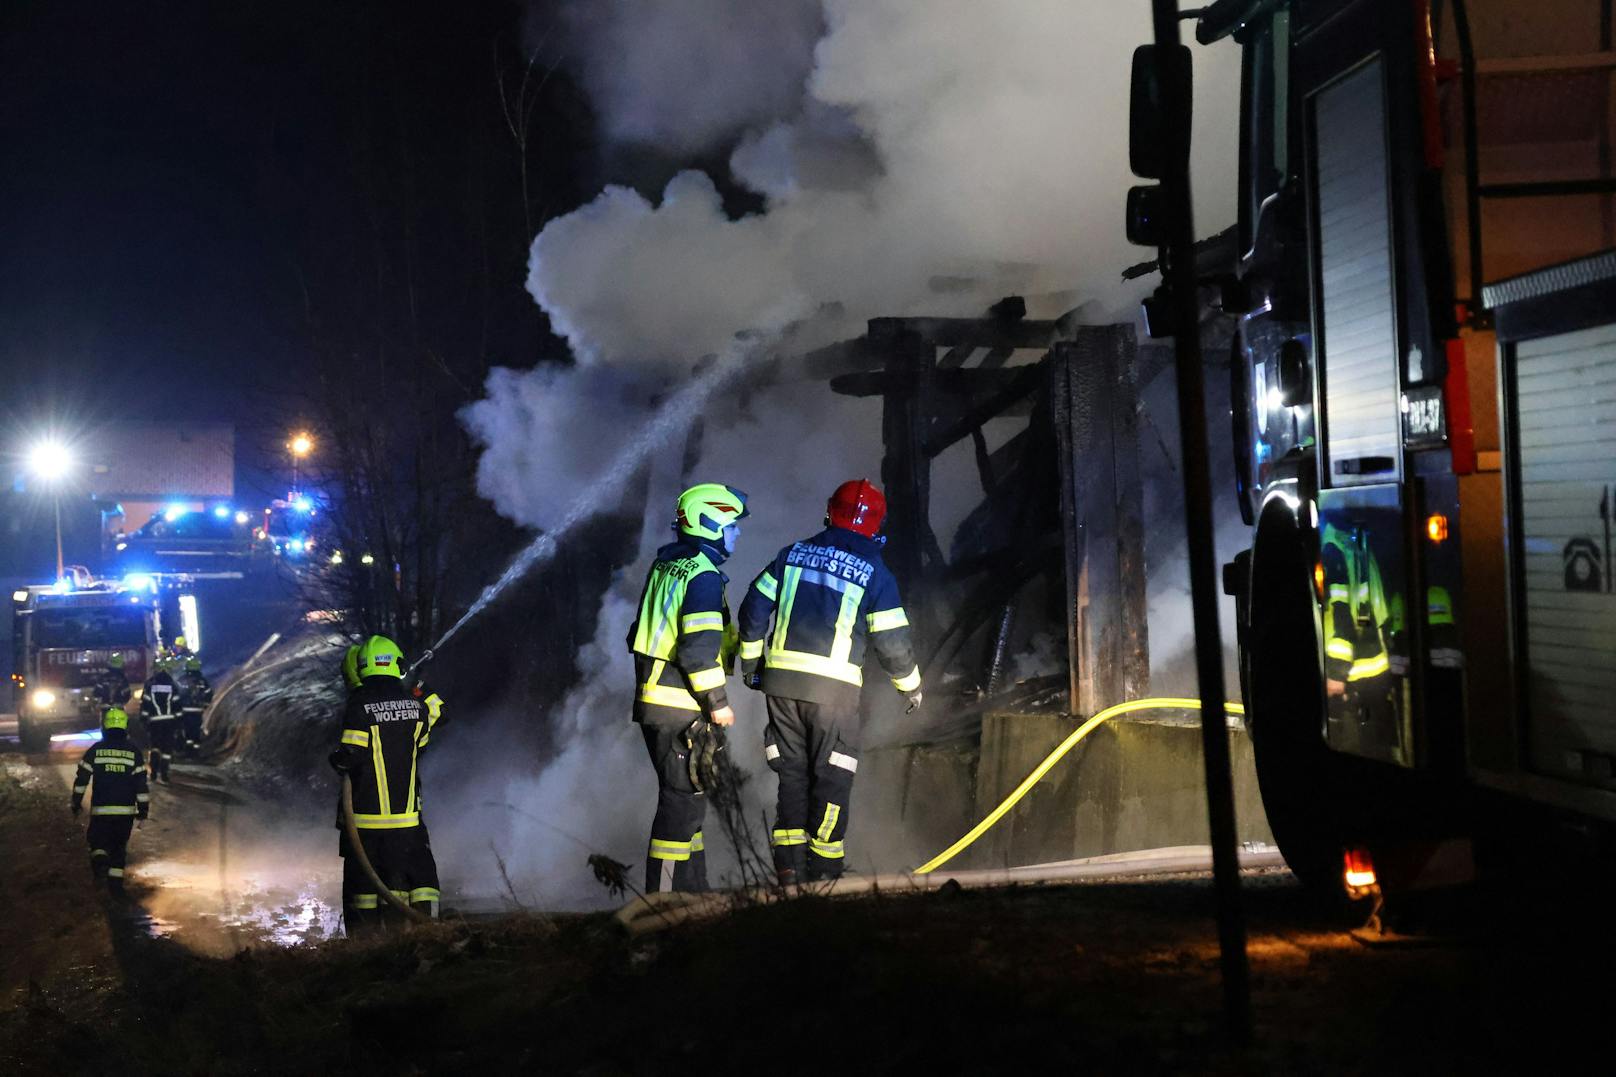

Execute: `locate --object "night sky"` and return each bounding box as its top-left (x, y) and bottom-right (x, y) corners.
top-left (0, 1), bottom-right (597, 498)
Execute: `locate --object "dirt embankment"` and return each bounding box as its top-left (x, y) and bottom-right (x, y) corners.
top-left (4, 809), bottom-right (1614, 1077)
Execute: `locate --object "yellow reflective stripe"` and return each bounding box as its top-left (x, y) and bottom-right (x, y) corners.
top-left (106, 867), bottom-right (125, 877)
top-left (681, 612), bottom-right (724, 633)
top-left (816, 803), bottom-right (841, 843)
top-left (1347, 653), bottom-right (1390, 681)
top-left (405, 722), bottom-right (420, 818)
top-left (688, 666), bottom-right (726, 692)
top-left (766, 648), bottom-right (864, 686)
top-left (638, 683), bottom-right (701, 711)
top-left (754, 571), bottom-right (779, 601)
top-left (352, 811), bottom-right (421, 829)
top-left (341, 729), bottom-right (371, 747)
top-left (771, 828), bottom-right (808, 847)
top-left (867, 607), bottom-right (909, 632)
top-left (809, 839), bottom-right (845, 859)
top-left (690, 831), bottom-right (705, 853)
top-left (649, 838), bottom-right (694, 861)
top-left (892, 666), bottom-right (921, 692)
top-left (351, 894), bottom-right (380, 909)
top-left (1327, 585), bottom-right (1350, 602)
top-left (135, 793), bottom-right (151, 803)
top-left (424, 694), bottom-right (444, 722)
top-left (1324, 639), bottom-right (1356, 661)
top-left (739, 639), bottom-right (764, 660)
top-left (829, 585), bottom-right (863, 665)
top-left (371, 730), bottom-right (390, 817)
top-left (91, 805), bottom-right (138, 816)
top-left (772, 567), bottom-right (801, 653)
top-left (409, 887), bottom-right (440, 903)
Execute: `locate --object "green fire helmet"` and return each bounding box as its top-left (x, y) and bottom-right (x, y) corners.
top-left (356, 635), bottom-right (405, 680)
top-left (173, 635), bottom-right (188, 651)
top-left (107, 652), bottom-right (125, 670)
top-left (185, 656), bottom-right (202, 672)
top-left (103, 707), bottom-right (130, 731)
top-left (675, 483), bottom-right (750, 542)
top-left (341, 644), bottom-right (361, 689)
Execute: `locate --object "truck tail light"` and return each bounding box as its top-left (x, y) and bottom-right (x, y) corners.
top-left (1343, 847), bottom-right (1379, 896)
top-left (1426, 514), bottom-right (1450, 543)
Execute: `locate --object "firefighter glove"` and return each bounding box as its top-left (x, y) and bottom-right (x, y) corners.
top-left (905, 689), bottom-right (923, 714)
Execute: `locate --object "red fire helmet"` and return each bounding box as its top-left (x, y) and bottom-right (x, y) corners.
top-left (826, 479), bottom-right (887, 538)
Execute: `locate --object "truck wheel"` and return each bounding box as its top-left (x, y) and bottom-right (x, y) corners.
top-left (18, 716), bottom-right (48, 752)
top-left (1246, 542), bottom-right (1349, 894)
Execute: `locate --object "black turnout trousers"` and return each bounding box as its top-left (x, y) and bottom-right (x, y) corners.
top-left (765, 696), bottom-right (859, 881)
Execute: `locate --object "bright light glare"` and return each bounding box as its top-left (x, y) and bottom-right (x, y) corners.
top-left (290, 433), bottom-right (314, 457)
top-left (213, 505), bottom-right (230, 519)
top-left (26, 440), bottom-right (73, 481)
top-left (234, 511), bottom-right (250, 525)
top-left (329, 550), bottom-right (344, 565)
top-left (360, 553), bottom-right (375, 565)
top-left (293, 497), bottom-right (313, 513)
top-left (122, 573), bottom-right (153, 592)
top-left (179, 594), bottom-right (201, 655)
top-left (51, 729), bottom-right (101, 743)
top-left (51, 578), bottom-right (71, 593)
top-left (288, 539), bottom-right (305, 553)
top-left (12, 590), bottom-right (28, 602)
top-left (31, 689), bottom-right (56, 709)
top-left (164, 505), bottom-right (185, 522)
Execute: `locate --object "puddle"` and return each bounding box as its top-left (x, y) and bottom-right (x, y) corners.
top-left (129, 859), bottom-right (342, 951)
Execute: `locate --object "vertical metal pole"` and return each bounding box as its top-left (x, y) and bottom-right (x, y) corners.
top-left (1451, 0), bottom-right (1484, 319)
top-left (1150, 0), bottom-right (1251, 1041)
top-left (54, 493), bottom-right (65, 581)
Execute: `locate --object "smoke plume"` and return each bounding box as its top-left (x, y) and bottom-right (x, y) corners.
top-left (447, 1), bottom-right (1239, 907)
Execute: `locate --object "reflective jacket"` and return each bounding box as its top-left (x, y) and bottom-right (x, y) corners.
top-left (72, 730), bottom-right (150, 818)
top-left (178, 669), bottom-right (213, 712)
top-left (141, 672), bottom-right (180, 721)
top-left (1320, 523), bottom-right (1391, 684)
top-left (738, 527), bottom-right (920, 710)
top-left (627, 538), bottom-right (732, 721)
top-left (334, 677), bottom-right (433, 829)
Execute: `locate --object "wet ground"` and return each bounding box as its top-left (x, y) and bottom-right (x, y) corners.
top-left (1, 725), bottom-right (343, 956)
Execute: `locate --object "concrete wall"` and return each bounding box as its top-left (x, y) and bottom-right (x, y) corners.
top-left (857, 710), bottom-right (1273, 875)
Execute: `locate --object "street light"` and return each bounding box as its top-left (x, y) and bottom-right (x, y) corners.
top-left (288, 431), bottom-right (314, 495)
top-left (27, 439), bottom-right (74, 582)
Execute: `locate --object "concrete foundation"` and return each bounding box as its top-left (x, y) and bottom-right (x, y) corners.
top-left (856, 711), bottom-right (1273, 874)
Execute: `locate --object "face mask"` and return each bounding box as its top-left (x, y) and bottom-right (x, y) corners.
top-left (721, 523), bottom-right (741, 556)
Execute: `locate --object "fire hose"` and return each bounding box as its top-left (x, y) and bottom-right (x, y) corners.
top-left (914, 696), bottom-right (1247, 875)
top-left (341, 774), bottom-right (429, 923)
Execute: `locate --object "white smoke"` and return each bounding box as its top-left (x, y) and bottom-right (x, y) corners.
top-left (451, 1), bottom-right (1240, 905)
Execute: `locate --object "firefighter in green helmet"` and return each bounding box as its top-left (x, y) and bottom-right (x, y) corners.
top-left (327, 635), bottom-right (442, 932)
top-left (71, 707), bottom-right (150, 898)
top-left (626, 482), bottom-right (748, 893)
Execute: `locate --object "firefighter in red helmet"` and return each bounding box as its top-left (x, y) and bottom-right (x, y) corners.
top-left (737, 479), bottom-right (921, 883)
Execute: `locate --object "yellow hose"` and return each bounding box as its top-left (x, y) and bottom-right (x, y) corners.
top-left (914, 696), bottom-right (1247, 875)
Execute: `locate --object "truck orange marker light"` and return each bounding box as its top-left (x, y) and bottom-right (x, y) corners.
top-left (1343, 848), bottom-right (1378, 896)
top-left (1426, 513), bottom-right (1449, 543)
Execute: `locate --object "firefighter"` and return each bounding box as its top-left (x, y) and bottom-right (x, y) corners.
top-left (626, 482), bottom-right (749, 894)
top-left (738, 479), bottom-right (921, 884)
top-left (71, 707), bottom-right (150, 897)
top-left (177, 655), bottom-right (212, 754)
top-left (139, 665), bottom-right (182, 784)
top-left (95, 652), bottom-right (131, 709)
top-left (328, 635), bottom-right (441, 933)
top-left (1320, 522), bottom-right (1399, 754)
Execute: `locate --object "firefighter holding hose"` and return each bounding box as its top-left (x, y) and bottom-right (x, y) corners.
top-left (738, 479), bottom-right (921, 884)
top-left (328, 635), bottom-right (441, 932)
top-left (626, 482), bottom-right (749, 894)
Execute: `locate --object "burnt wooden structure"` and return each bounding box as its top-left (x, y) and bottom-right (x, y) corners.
top-left (831, 306), bottom-right (1150, 716)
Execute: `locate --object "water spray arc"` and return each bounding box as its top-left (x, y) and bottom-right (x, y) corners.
top-left (406, 346), bottom-right (759, 681)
